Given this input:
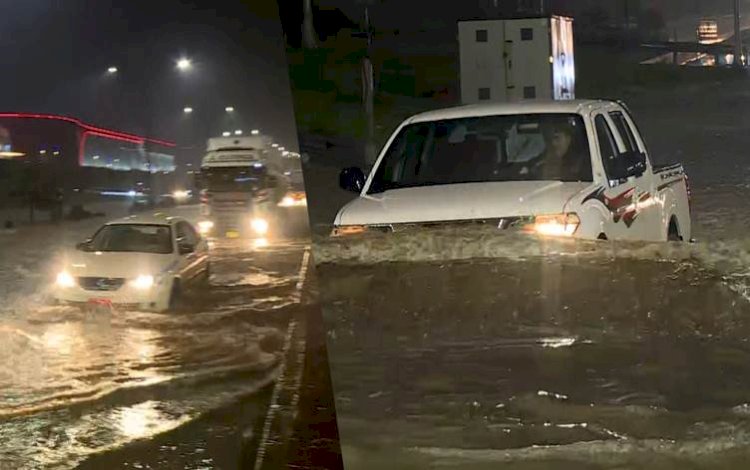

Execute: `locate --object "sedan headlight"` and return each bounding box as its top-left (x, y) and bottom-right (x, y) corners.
top-left (172, 189), bottom-right (190, 200)
top-left (251, 218), bottom-right (269, 235)
top-left (130, 274), bottom-right (154, 290)
top-left (527, 213), bottom-right (580, 237)
top-left (197, 220), bottom-right (214, 234)
top-left (56, 271), bottom-right (75, 288)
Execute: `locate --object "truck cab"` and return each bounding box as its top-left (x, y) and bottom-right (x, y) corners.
top-left (196, 136), bottom-right (288, 239)
top-left (333, 100), bottom-right (691, 242)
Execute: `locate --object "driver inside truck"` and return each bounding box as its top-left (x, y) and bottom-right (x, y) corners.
top-left (521, 118), bottom-right (592, 182)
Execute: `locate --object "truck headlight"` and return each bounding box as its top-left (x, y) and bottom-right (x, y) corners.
top-left (528, 213), bottom-right (580, 237)
top-left (56, 271), bottom-right (75, 288)
top-left (198, 220), bottom-right (214, 234)
top-left (130, 274), bottom-right (154, 290)
top-left (251, 218), bottom-right (269, 235)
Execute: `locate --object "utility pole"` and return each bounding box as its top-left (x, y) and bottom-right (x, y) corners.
top-left (358, 4), bottom-right (376, 167)
top-left (302, 0), bottom-right (318, 49)
top-left (735, 0), bottom-right (743, 67)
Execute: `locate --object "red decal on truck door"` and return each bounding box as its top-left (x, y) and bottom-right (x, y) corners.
top-left (582, 186), bottom-right (649, 228)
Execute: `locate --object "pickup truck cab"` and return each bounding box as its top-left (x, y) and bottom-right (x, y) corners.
top-left (333, 100), bottom-right (691, 242)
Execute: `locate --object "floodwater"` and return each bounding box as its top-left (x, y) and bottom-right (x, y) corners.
top-left (0, 206), bottom-right (313, 469)
top-left (316, 228), bottom-right (750, 469)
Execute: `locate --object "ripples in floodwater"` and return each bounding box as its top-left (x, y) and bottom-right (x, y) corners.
top-left (318, 255), bottom-right (750, 469)
top-left (0, 247), bottom-right (305, 468)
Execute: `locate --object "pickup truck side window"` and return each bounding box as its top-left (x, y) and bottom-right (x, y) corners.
top-left (595, 115), bottom-right (621, 179)
top-left (609, 111), bottom-right (639, 153)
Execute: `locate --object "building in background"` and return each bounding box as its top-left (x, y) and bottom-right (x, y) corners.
top-left (0, 113), bottom-right (178, 214)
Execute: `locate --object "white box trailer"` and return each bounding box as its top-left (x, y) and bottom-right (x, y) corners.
top-left (458, 16), bottom-right (575, 105)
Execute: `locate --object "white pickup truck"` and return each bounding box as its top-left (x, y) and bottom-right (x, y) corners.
top-left (332, 100), bottom-right (691, 242)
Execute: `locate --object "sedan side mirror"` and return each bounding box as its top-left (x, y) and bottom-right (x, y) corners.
top-left (76, 240), bottom-right (91, 251)
top-left (339, 167), bottom-right (366, 193)
top-left (611, 151), bottom-right (647, 181)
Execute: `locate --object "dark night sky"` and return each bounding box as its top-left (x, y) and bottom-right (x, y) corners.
top-left (0, 0), bottom-right (299, 160)
top-left (301, 0), bottom-right (740, 32)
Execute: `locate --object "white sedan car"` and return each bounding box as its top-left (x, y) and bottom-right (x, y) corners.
top-left (53, 214), bottom-right (210, 312)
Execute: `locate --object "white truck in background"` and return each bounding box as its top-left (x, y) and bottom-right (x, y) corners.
top-left (333, 99), bottom-right (692, 243)
top-left (458, 16), bottom-right (575, 104)
top-left (195, 135), bottom-right (292, 239)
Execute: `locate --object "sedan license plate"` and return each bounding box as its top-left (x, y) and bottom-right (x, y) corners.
top-left (226, 230), bottom-right (240, 238)
top-left (86, 298), bottom-right (114, 311)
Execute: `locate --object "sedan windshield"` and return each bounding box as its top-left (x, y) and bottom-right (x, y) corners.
top-left (89, 224), bottom-right (173, 254)
top-left (368, 113), bottom-right (593, 194)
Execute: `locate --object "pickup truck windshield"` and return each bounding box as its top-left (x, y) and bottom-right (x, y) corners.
top-left (369, 113), bottom-right (593, 194)
top-left (89, 224), bottom-right (173, 254)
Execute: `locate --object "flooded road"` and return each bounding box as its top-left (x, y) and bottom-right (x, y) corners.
top-left (0, 206), bottom-right (319, 469)
top-left (317, 248), bottom-right (750, 469)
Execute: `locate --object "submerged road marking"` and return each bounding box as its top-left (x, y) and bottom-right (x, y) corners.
top-left (254, 246), bottom-right (310, 470)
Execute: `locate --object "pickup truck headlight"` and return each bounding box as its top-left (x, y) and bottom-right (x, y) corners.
top-left (330, 225), bottom-right (367, 237)
top-left (528, 213), bottom-right (580, 237)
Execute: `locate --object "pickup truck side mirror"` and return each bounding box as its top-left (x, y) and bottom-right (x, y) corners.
top-left (611, 151), bottom-right (647, 181)
top-left (76, 240), bottom-right (92, 251)
top-left (339, 167), bottom-right (366, 193)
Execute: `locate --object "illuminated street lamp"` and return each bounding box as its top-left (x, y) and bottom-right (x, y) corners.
top-left (225, 106), bottom-right (235, 113)
top-left (107, 66), bottom-right (118, 74)
top-left (176, 58), bottom-right (192, 71)
top-left (234, 130), bottom-right (243, 135)
top-left (278, 146), bottom-right (285, 151)
top-left (222, 131), bottom-right (231, 137)
top-left (251, 129), bottom-right (260, 135)
top-left (271, 143), bottom-right (278, 148)
top-left (282, 151), bottom-right (289, 156)
top-left (183, 107), bottom-right (193, 114)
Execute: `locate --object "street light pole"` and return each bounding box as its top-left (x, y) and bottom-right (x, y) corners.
top-left (735, 0), bottom-right (743, 67)
top-left (302, 0), bottom-right (318, 49)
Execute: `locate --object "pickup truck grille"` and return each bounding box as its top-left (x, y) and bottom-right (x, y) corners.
top-left (387, 217), bottom-right (533, 232)
top-left (78, 277), bottom-right (125, 291)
